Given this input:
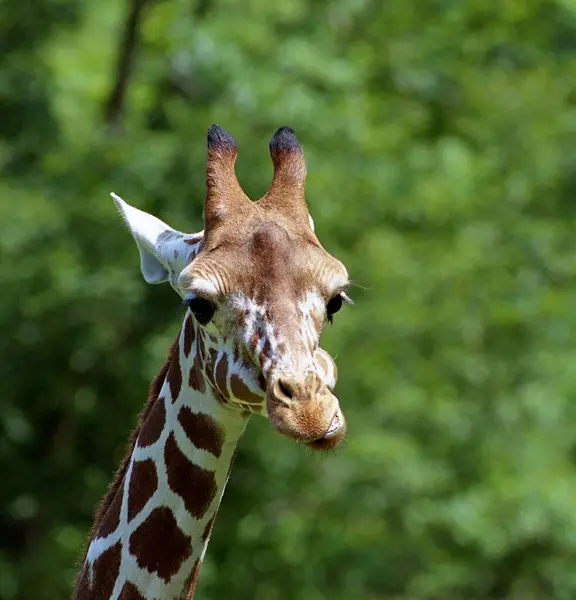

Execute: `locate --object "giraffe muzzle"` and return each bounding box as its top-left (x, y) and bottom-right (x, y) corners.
top-left (266, 374), bottom-right (347, 450)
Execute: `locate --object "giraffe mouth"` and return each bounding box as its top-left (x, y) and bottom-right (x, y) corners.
top-left (305, 409), bottom-right (347, 451)
top-left (326, 412), bottom-right (342, 436)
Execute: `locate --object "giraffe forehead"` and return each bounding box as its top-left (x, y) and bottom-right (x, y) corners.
top-left (212, 217), bottom-right (334, 282)
top-left (182, 218), bottom-right (348, 309)
top-left (245, 222), bottom-right (349, 298)
top-left (243, 223), bottom-right (314, 291)
top-left (251, 220), bottom-right (295, 256)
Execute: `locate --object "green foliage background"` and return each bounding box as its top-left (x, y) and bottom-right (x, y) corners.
top-left (2, 0), bottom-right (576, 598)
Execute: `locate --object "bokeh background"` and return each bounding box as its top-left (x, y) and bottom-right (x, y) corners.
top-left (2, 1), bottom-right (576, 599)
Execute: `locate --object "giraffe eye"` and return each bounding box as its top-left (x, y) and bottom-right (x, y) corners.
top-left (182, 295), bottom-right (217, 325)
top-left (326, 294), bottom-right (343, 323)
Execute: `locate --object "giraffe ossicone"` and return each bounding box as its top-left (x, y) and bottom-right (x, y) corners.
top-left (73, 125), bottom-right (351, 600)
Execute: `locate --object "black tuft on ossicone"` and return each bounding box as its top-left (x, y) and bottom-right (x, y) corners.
top-left (269, 126), bottom-right (302, 152)
top-left (207, 125), bottom-right (238, 151)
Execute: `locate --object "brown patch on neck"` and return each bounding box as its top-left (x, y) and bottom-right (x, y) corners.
top-left (183, 314), bottom-right (195, 357)
top-left (93, 481), bottom-right (122, 539)
top-left (93, 542), bottom-right (121, 598)
top-left (168, 334), bottom-right (183, 401)
top-left (185, 449), bottom-right (238, 600)
top-left (189, 331), bottom-right (207, 393)
top-left (137, 396), bottom-right (166, 448)
top-left (118, 582), bottom-right (145, 600)
top-left (214, 354), bottom-right (230, 401)
top-left (73, 542), bottom-right (121, 600)
top-left (204, 348), bottom-right (228, 406)
top-left (178, 407), bottom-right (225, 458)
top-left (164, 432), bottom-right (217, 518)
top-left (230, 374), bottom-right (263, 405)
top-left (127, 458), bottom-right (158, 522)
top-left (189, 356), bottom-right (206, 393)
top-left (129, 506), bottom-right (192, 582)
top-left (74, 336), bottom-right (179, 589)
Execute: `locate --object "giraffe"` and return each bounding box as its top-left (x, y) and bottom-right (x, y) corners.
top-left (73, 125), bottom-right (351, 600)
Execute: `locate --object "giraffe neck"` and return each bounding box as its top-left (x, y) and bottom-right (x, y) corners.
top-left (73, 313), bottom-right (258, 600)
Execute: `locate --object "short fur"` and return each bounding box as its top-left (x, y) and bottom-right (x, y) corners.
top-left (73, 125), bottom-right (350, 599)
top-left (75, 340), bottom-right (177, 575)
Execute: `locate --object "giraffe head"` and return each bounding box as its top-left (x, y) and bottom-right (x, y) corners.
top-left (113, 126), bottom-right (350, 450)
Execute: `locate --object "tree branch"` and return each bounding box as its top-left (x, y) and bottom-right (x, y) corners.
top-left (104, 0), bottom-right (150, 129)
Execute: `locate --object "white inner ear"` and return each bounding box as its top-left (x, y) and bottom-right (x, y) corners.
top-left (112, 193), bottom-right (175, 284)
top-left (308, 213), bottom-right (315, 232)
top-left (136, 242), bottom-right (169, 284)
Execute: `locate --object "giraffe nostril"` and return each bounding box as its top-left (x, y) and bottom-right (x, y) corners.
top-left (278, 379), bottom-right (293, 399)
top-left (275, 378), bottom-right (295, 401)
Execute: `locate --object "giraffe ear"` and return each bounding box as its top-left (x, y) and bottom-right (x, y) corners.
top-left (112, 193), bottom-right (182, 284)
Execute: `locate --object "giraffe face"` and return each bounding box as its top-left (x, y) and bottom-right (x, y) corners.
top-left (114, 126), bottom-right (350, 450)
top-left (178, 206), bottom-right (349, 450)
